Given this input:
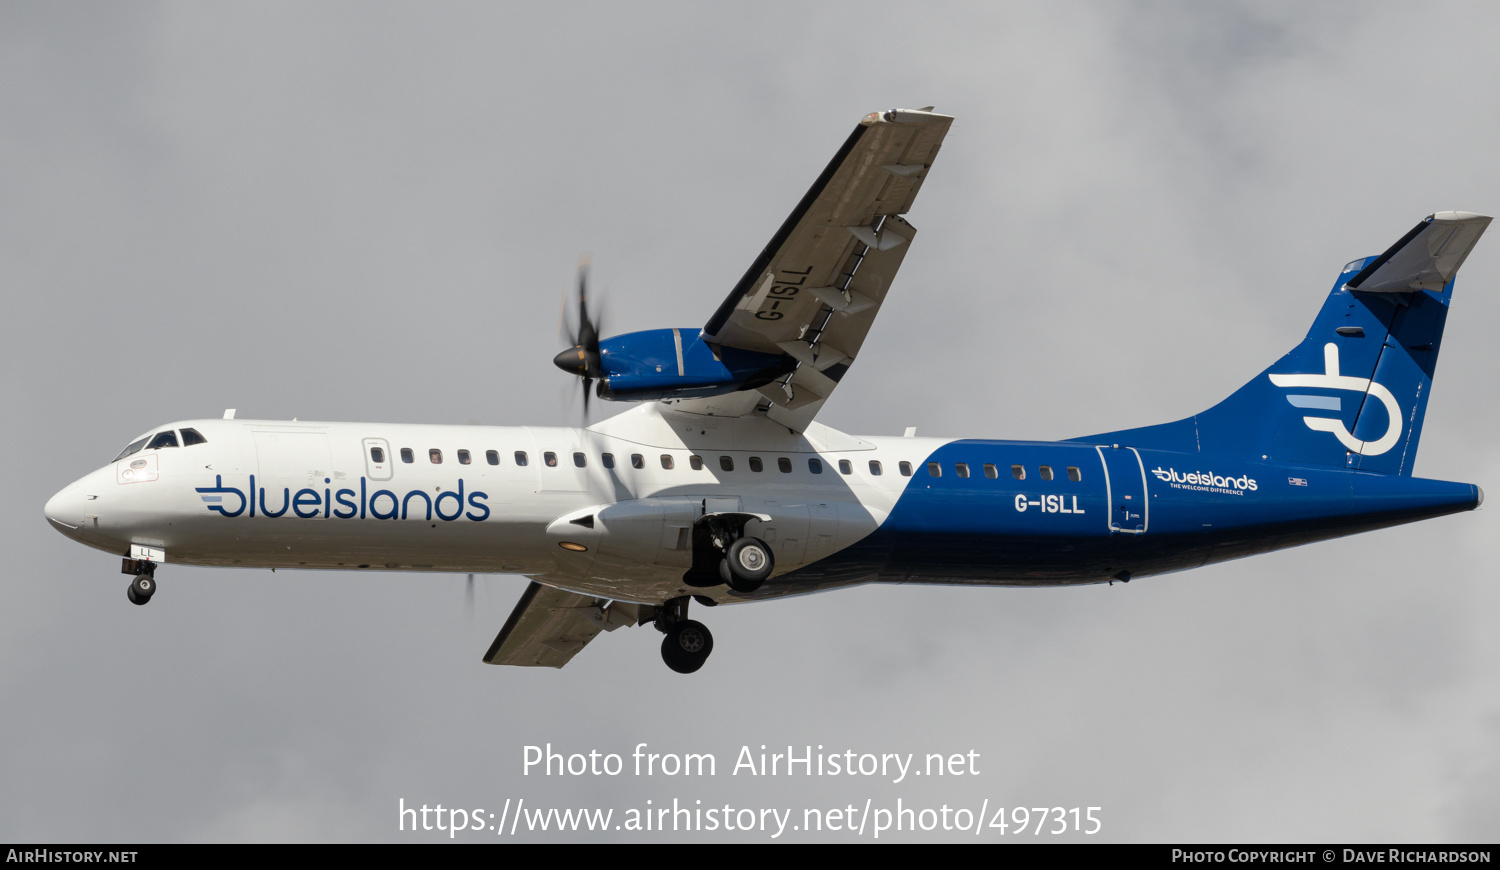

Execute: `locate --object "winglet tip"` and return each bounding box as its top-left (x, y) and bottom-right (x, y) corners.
top-left (862, 108), bottom-right (953, 127)
top-left (1431, 211), bottom-right (1492, 224)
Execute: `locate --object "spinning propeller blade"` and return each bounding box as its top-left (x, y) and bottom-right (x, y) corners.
top-left (552, 257), bottom-right (604, 419)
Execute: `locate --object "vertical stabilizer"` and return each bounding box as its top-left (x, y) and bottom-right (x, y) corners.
top-left (1073, 213), bottom-right (1490, 475)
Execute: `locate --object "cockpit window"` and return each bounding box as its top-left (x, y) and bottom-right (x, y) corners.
top-left (180, 428), bottom-right (207, 446)
top-left (147, 431), bottom-right (179, 449)
top-left (113, 436), bottom-right (150, 463)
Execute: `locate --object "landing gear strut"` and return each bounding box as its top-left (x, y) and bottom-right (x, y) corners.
top-left (123, 558), bottom-right (157, 606)
top-left (656, 596), bottom-right (713, 674)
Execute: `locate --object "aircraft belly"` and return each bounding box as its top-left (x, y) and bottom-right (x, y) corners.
top-left (162, 515), bottom-right (558, 573)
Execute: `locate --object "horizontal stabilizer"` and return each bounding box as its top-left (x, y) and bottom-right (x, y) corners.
top-left (1347, 212), bottom-right (1491, 293)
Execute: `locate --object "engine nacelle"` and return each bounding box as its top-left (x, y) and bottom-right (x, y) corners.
top-left (596, 328), bottom-right (794, 401)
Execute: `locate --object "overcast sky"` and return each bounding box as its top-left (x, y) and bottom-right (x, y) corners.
top-left (4, 1), bottom-right (1499, 843)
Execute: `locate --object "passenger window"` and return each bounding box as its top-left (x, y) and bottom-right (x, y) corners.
top-left (602, 453), bottom-right (615, 469)
top-left (430, 449), bottom-right (443, 464)
top-left (514, 451), bottom-right (528, 466)
top-left (486, 450), bottom-right (499, 466)
top-left (983, 464), bottom-right (998, 479)
top-left (720, 456), bottom-right (734, 472)
top-left (690, 455), bottom-right (703, 470)
top-left (808, 458), bottom-right (823, 474)
top-left (778, 457), bottom-right (792, 473)
top-left (1011, 465), bottom-right (1025, 480)
top-left (869, 460), bottom-right (883, 476)
top-left (113, 436), bottom-right (150, 462)
top-left (927, 462), bottom-right (941, 477)
top-left (457, 449), bottom-right (471, 465)
top-left (1040, 465), bottom-right (1054, 481)
top-left (544, 452), bottom-right (558, 467)
top-left (899, 461), bottom-right (912, 476)
top-left (573, 452), bottom-right (587, 468)
top-left (401, 448), bottom-right (415, 464)
top-left (631, 454), bottom-right (644, 469)
top-left (1067, 466), bottom-right (1081, 482)
top-left (661, 455), bottom-right (675, 470)
top-left (839, 459), bottom-right (853, 475)
top-left (180, 428), bottom-right (207, 446)
top-left (956, 463), bottom-right (970, 478)
top-left (749, 457), bottom-right (763, 472)
top-left (147, 431), bottom-right (179, 449)
top-left (370, 447), bottom-right (386, 463)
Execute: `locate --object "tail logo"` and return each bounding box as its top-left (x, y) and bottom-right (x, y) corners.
top-left (1268, 343), bottom-right (1401, 456)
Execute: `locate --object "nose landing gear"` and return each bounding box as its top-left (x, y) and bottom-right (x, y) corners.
top-left (123, 558), bottom-right (157, 606)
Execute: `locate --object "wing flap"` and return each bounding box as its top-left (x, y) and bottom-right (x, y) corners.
top-left (483, 581), bottom-right (641, 669)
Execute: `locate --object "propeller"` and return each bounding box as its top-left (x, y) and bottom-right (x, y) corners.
top-left (552, 258), bottom-right (604, 418)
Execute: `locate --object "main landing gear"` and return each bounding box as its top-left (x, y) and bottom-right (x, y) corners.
top-left (655, 516), bottom-right (774, 672)
top-left (122, 558), bottom-right (157, 606)
top-left (655, 597), bottom-right (713, 674)
top-left (694, 514), bottom-right (775, 594)
top-left (719, 536), bottom-right (774, 593)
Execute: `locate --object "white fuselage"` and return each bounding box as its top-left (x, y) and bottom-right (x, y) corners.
top-left (44, 404), bottom-right (945, 605)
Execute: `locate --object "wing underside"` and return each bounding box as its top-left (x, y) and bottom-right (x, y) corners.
top-left (686, 108), bottom-right (954, 431)
top-left (483, 581), bottom-right (643, 669)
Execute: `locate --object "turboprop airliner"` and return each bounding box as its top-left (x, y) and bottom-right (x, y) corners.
top-left (44, 108), bottom-right (1490, 674)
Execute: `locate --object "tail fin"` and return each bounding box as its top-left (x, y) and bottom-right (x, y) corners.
top-left (1075, 212), bottom-right (1491, 475)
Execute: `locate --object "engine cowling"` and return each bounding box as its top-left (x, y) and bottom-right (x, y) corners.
top-left (593, 328), bottom-right (794, 402)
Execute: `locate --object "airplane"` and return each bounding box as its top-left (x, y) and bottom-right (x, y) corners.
top-left (43, 108), bottom-right (1491, 675)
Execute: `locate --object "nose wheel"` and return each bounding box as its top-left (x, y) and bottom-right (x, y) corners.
top-left (123, 558), bottom-right (157, 606)
top-left (127, 573), bottom-right (156, 606)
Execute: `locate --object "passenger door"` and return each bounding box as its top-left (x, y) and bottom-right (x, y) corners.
top-left (1096, 445), bottom-right (1148, 534)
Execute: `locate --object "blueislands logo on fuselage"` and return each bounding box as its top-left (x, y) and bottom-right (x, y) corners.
top-left (1151, 467), bottom-right (1258, 495)
top-left (194, 475), bottom-right (490, 521)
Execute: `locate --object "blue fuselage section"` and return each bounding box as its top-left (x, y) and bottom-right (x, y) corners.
top-left (775, 439), bottom-right (1478, 592)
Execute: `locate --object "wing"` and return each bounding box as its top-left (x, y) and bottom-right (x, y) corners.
top-left (482, 581), bottom-right (644, 669)
top-left (690, 108), bottom-right (954, 431)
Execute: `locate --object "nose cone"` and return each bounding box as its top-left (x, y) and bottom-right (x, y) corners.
top-left (44, 485), bottom-right (81, 535)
